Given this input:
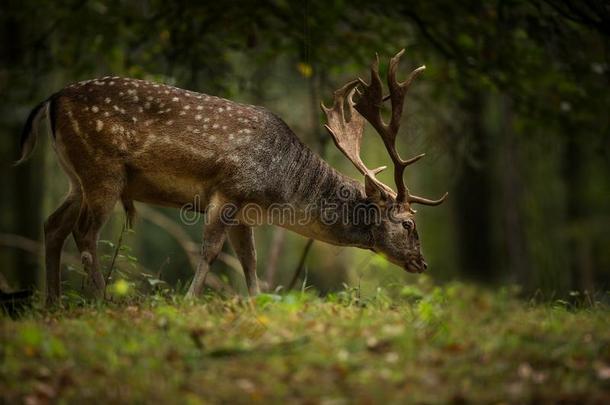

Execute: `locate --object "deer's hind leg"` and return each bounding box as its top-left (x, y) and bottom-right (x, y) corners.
top-left (73, 175), bottom-right (124, 298)
top-left (44, 188), bottom-right (82, 304)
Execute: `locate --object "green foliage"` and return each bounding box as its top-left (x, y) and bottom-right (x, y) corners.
top-left (2, 286), bottom-right (609, 403)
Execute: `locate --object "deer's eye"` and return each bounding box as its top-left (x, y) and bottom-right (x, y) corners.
top-left (402, 219), bottom-right (414, 231)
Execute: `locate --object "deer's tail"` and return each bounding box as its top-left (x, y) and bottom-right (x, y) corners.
top-left (14, 98), bottom-right (53, 166)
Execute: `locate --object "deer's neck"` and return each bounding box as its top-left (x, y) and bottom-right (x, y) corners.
top-left (277, 146), bottom-right (373, 249)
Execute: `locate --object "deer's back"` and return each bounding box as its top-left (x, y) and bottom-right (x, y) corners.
top-left (51, 76), bottom-right (332, 208)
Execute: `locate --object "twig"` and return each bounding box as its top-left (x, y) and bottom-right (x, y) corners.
top-left (0, 233), bottom-right (155, 286)
top-left (265, 227), bottom-right (286, 289)
top-left (0, 233), bottom-right (80, 268)
top-left (288, 239), bottom-right (314, 290)
top-left (104, 224), bottom-right (126, 296)
top-left (301, 265), bottom-right (309, 293)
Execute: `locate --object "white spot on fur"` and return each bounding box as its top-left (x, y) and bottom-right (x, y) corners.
top-left (172, 97), bottom-right (179, 102)
top-left (91, 106), bottom-right (99, 113)
top-left (212, 123), bottom-right (219, 129)
top-left (96, 120), bottom-right (104, 131)
top-left (110, 124), bottom-right (123, 134)
top-left (183, 105), bottom-right (190, 110)
top-left (104, 97), bottom-right (111, 104)
top-left (166, 120), bottom-right (174, 125)
top-left (196, 105), bottom-right (203, 110)
top-left (195, 114), bottom-right (202, 120)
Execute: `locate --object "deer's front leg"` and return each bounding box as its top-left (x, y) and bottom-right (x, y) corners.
top-left (186, 202), bottom-right (226, 298)
top-left (227, 225), bottom-right (260, 296)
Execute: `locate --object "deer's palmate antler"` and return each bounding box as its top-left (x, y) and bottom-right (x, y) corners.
top-left (322, 49), bottom-right (448, 210)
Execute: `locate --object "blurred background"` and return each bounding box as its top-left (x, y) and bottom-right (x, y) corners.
top-left (1, 0), bottom-right (609, 297)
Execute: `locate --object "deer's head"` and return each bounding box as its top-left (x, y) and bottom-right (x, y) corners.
top-left (321, 50), bottom-right (448, 273)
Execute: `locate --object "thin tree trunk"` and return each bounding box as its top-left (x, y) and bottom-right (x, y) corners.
top-left (498, 95), bottom-right (529, 286)
top-left (13, 136), bottom-right (45, 290)
top-left (454, 90), bottom-right (494, 281)
top-left (563, 128), bottom-right (594, 292)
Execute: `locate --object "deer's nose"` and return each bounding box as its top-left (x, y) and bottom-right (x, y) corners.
top-left (420, 260), bottom-right (428, 271)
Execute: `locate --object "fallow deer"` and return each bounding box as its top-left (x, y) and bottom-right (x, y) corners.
top-left (16, 49), bottom-right (446, 303)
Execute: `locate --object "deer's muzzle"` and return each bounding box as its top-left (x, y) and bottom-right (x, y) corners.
top-left (405, 257), bottom-right (427, 273)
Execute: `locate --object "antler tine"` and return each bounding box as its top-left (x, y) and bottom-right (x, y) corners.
top-left (388, 49), bottom-right (425, 137)
top-left (321, 79), bottom-right (396, 197)
top-left (408, 192), bottom-right (449, 206)
top-left (355, 49), bottom-right (448, 206)
top-left (355, 50), bottom-right (412, 201)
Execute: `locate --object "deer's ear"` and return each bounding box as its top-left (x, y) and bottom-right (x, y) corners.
top-left (365, 175), bottom-right (390, 203)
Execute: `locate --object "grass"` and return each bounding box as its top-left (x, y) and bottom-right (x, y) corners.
top-left (1, 278), bottom-right (609, 404)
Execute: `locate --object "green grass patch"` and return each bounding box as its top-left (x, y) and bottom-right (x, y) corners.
top-left (1, 280), bottom-right (609, 403)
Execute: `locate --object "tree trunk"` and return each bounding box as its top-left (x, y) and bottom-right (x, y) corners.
top-left (498, 95), bottom-right (530, 286)
top-left (454, 91), bottom-right (494, 281)
top-left (563, 128), bottom-right (594, 292)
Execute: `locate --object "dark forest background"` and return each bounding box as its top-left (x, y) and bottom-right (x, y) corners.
top-left (1, 0), bottom-right (609, 297)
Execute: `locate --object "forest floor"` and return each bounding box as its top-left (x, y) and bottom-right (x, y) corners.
top-left (1, 279), bottom-right (609, 404)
